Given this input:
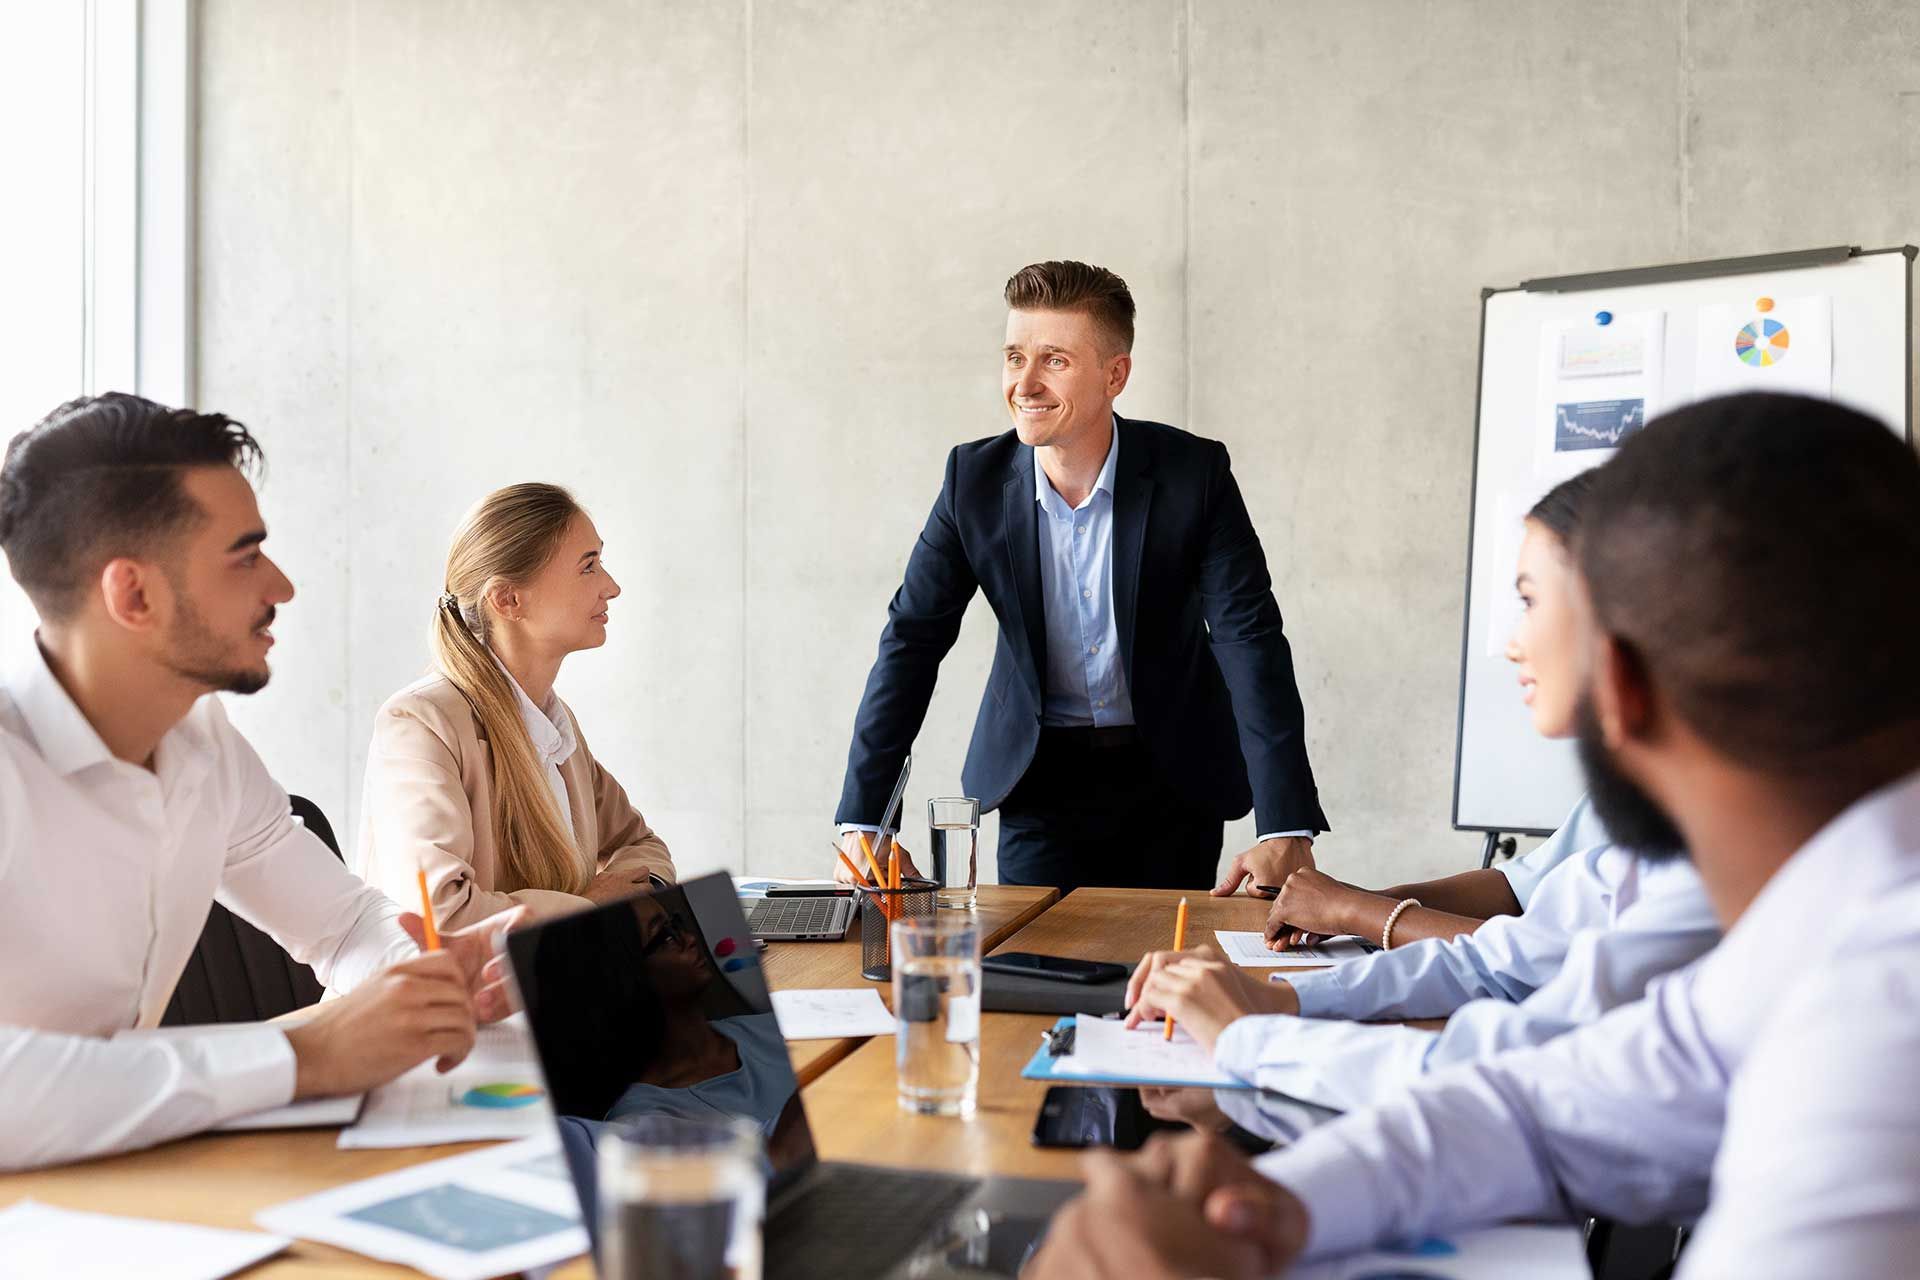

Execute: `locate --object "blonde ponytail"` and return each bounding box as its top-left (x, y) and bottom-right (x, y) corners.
top-left (430, 483), bottom-right (589, 896)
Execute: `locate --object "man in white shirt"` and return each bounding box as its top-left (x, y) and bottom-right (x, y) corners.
top-left (1028, 391), bottom-right (1920, 1278)
top-left (0, 393), bottom-right (521, 1171)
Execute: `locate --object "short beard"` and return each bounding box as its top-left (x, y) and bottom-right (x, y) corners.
top-left (163, 592), bottom-right (271, 696)
top-left (1574, 696), bottom-right (1688, 862)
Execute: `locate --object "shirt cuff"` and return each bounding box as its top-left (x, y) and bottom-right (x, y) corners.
top-left (1256, 830), bottom-right (1317, 842)
top-left (1213, 1014), bottom-right (1278, 1084)
top-left (838, 824), bottom-right (881, 835)
top-left (1254, 1130), bottom-right (1388, 1261)
top-left (1280, 967), bottom-right (1349, 1018)
top-left (111, 1023), bottom-right (299, 1120)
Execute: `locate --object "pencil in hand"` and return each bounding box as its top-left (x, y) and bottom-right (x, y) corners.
top-left (415, 867), bottom-right (441, 952)
top-left (1164, 896), bottom-right (1189, 1041)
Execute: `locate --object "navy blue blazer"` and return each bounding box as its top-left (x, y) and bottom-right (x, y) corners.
top-left (834, 416), bottom-right (1328, 837)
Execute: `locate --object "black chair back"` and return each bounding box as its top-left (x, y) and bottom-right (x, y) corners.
top-left (158, 794), bottom-right (342, 1027)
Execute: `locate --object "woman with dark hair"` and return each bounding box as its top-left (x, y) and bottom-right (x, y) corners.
top-left (1120, 469), bottom-right (1721, 1120)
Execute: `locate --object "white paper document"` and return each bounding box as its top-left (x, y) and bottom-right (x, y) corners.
top-left (0, 1200), bottom-right (289, 1280)
top-left (338, 1016), bottom-right (552, 1149)
top-left (769, 988), bottom-right (896, 1039)
top-left (257, 1134), bottom-right (584, 1280)
top-left (1291, 1223), bottom-right (1588, 1279)
top-left (1534, 309), bottom-right (1666, 483)
top-left (1214, 930), bottom-right (1372, 968)
top-left (1050, 1014), bottom-right (1243, 1089)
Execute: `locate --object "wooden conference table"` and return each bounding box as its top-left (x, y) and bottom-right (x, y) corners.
top-left (0, 885), bottom-right (1282, 1277)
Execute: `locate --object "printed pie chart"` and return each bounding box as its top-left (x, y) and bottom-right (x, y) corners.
top-left (457, 1081), bottom-right (546, 1109)
top-left (1734, 317), bottom-right (1790, 367)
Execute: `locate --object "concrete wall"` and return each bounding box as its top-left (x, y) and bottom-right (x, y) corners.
top-left (197, 0), bottom-right (1920, 887)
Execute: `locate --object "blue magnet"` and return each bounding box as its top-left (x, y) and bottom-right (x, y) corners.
top-left (1595, 310), bottom-right (1613, 326)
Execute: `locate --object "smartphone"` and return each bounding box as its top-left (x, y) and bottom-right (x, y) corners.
top-left (982, 952), bottom-right (1129, 985)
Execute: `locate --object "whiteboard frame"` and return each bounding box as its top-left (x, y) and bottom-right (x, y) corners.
top-left (1451, 244), bottom-right (1916, 835)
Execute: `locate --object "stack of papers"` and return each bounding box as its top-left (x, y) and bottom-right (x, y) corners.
top-left (769, 988), bottom-right (896, 1039)
top-left (339, 1016), bottom-right (552, 1149)
top-left (1292, 1224), bottom-right (1588, 1278)
top-left (1214, 930), bottom-right (1373, 968)
top-left (257, 1135), bottom-right (583, 1280)
top-left (1045, 1014), bottom-right (1246, 1090)
top-left (0, 1201), bottom-right (288, 1280)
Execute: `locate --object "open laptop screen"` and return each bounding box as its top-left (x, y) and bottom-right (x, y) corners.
top-left (508, 874), bottom-right (819, 1230)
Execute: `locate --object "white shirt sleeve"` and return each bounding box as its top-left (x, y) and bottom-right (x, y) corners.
top-left (0, 1024), bottom-right (293, 1171)
top-left (208, 701), bottom-right (415, 992)
top-left (1677, 945), bottom-right (1920, 1278)
top-left (1253, 964), bottom-right (1725, 1261)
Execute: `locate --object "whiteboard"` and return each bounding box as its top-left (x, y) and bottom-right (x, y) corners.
top-left (1454, 246), bottom-right (1913, 833)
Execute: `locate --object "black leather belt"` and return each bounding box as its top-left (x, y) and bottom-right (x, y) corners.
top-left (1041, 724), bottom-right (1140, 749)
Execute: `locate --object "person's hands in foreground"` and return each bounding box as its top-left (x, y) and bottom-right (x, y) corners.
top-left (1125, 952), bottom-right (1296, 1053)
top-left (1213, 836), bottom-right (1314, 899)
top-left (400, 904), bottom-right (528, 1023)
top-left (284, 951), bottom-right (476, 1097)
top-left (1024, 1135), bottom-right (1307, 1280)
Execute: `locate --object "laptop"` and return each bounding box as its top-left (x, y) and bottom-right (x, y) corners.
top-left (742, 890), bottom-right (857, 942)
top-left (507, 872), bottom-right (1078, 1280)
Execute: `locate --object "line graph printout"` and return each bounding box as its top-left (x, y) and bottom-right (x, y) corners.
top-left (1533, 309), bottom-right (1665, 482)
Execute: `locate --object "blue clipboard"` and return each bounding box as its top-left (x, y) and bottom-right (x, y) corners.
top-left (1019, 1017), bottom-right (1257, 1091)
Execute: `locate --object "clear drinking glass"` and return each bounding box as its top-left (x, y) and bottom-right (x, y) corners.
top-left (927, 796), bottom-right (980, 911)
top-left (598, 1114), bottom-right (766, 1280)
top-left (891, 914), bottom-right (981, 1117)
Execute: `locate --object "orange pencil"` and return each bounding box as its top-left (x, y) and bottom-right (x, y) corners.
top-left (416, 867), bottom-right (441, 952)
top-left (1163, 896), bottom-right (1189, 1041)
top-left (831, 846), bottom-right (870, 886)
top-left (857, 832), bottom-right (888, 888)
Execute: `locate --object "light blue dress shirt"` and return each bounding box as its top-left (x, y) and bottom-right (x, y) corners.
top-left (1030, 419), bottom-right (1310, 841)
top-left (1251, 768), bottom-right (1920, 1276)
top-left (1211, 791), bottom-right (1719, 1116)
top-left (1034, 418), bottom-right (1131, 728)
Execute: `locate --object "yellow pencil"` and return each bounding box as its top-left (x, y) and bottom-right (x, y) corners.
top-left (857, 832), bottom-right (888, 888)
top-left (416, 867), bottom-right (441, 952)
top-left (831, 845), bottom-right (870, 886)
top-left (1163, 896), bottom-right (1189, 1041)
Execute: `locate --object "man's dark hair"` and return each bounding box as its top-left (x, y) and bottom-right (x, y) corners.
top-left (1526, 468), bottom-right (1599, 546)
top-left (0, 393), bottom-right (264, 620)
top-left (1003, 260), bottom-right (1135, 354)
top-left (1579, 392), bottom-right (1920, 773)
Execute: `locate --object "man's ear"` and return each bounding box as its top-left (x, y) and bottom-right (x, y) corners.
top-left (98, 558), bottom-right (164, 634)
top-left (1591, 632), bottom-right (1655, 749)
top-left (1106, 351), bottom-right (1132, 400)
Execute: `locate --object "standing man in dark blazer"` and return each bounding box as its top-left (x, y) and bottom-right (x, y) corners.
top-left (832, 261), bottom-right (1328, 895)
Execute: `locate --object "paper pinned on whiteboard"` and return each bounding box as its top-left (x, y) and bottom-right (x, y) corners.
top-left (1534, 310), bottom-right (1665, 482)
top-left (1690, 294), bottom-right (1832, 403)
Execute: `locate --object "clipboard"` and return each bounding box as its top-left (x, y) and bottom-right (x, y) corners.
top-left (1019, 1017), bottom-right (1257, 1091)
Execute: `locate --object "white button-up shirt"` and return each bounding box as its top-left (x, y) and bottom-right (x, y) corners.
top-left (0, 643), bottom-right (417, 1170)
top-left (1213, 795), bottom-right (1720, 1114)
top-left (494, 654), bottom-right (580, 843)
top-left (1255, 768), bottom-right (1920, 1277)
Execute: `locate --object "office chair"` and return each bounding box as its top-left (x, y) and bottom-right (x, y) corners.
top-left (158, 794), bottom-right (342, 1027)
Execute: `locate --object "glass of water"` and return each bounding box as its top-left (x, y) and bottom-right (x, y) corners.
top-left (598, 1114), bottom-right (765, 1280)
top-left (927, 796), bottom-right (980, 911)
top-left (891, 914), bottom-right (981, 1117)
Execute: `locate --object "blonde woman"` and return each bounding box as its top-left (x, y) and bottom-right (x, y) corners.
top-left (358, 483), bottom-right (674, 929)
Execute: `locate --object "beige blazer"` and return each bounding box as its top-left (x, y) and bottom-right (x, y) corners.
top-left (357, 674), bottom-right (675, 930)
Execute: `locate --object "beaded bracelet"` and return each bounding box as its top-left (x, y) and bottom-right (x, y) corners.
top-left (1382, 897), bottom-right (1423, 950)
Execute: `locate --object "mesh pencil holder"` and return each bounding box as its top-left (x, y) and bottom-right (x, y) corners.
top-left (856, 876), bottom-right (939, 981)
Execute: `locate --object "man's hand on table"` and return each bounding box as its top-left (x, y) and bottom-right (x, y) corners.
top-left (1025, 1135), bottom-right (1307, 1280)
top-left (1213, 836), bottom-right (1315, 899)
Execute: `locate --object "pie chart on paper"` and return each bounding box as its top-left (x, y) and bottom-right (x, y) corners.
top-left (1734, 317), bottom-right (1790, 367)
top-left (456, 1081), bottom-right (546, 1109)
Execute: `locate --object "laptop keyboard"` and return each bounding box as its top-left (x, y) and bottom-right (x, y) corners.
top-left (767, 1164), bottom-right (980, 1280)
top-left (748, 896), bottom-right (846, 937)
